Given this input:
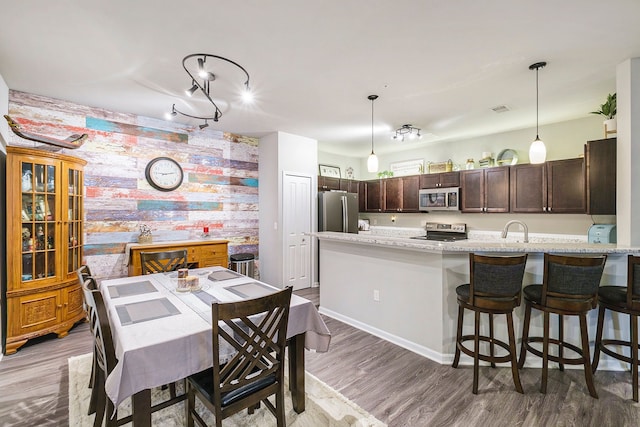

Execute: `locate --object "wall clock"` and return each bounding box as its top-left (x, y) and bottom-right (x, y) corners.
top-left (145, 157), bottom-right (184, 191)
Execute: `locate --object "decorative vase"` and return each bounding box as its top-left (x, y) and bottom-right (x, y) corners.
top-left (604, 118), bottom-right (617, 137)
top-left (138, 235), bottom-right (153, 244)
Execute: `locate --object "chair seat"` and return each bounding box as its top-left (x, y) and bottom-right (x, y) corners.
top-left (523, 284), bottom-right (593, 308)
top-left (188, 368), bottom-right (277, 407)
top-left (598, 285), bottom-right (629, 307)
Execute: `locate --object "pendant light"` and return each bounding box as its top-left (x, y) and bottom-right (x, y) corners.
top-left (367, 94), bottom-right (379, 173)
top-left (529, 61), bottom-right (547, 164)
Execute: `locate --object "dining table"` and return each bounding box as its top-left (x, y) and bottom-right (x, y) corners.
top-left (99, 266), bottom-right (331, 426)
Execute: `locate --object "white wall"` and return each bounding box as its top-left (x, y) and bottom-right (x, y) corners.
top-left (259, 131), bottom-right (318, 287)
top-left (317, 151), bottom-right (362, 180)
top-left (344, 115), bottom-right (603, 181)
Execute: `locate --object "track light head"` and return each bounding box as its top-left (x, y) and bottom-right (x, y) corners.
top-left (185, 82), bottom-right (198, 97)
top-left (199, 121), bottom-right (209, 130)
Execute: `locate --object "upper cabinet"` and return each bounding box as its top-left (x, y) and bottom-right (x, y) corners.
top-left (585, 138), bottom-right (616, 215)
top-left (419, 171), bottom-right (460, 189)
top-left (383, 176), bottom-right (419, 212)
top-left (318, 176), bottom-right (341, 191)
top-left (510, 159), bottom-right (585, 213)
top-left (363, 180), bottom-right (383, 212)
top-left (460, 167), bottom-right (510, 213)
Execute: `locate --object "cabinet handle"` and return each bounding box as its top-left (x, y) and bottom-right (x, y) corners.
top-left (548, 207), bottom-right (552, 212)
top-left (57, 304), bottom-right (62, 309)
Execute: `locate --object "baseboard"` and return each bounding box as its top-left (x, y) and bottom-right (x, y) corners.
top-left (319, 307), bottom-right (629, 371)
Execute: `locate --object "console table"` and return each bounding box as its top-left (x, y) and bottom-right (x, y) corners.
top-left (126, 240), bottom-right (229, 276)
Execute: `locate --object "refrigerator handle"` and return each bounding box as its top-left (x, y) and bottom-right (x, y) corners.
top-left (341, 195), bottom-right (348, 232)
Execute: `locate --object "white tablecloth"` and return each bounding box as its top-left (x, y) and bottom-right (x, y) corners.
top-left (101, 267), bottom-right (330, 408)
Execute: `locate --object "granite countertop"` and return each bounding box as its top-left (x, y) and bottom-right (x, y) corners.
top-left (313, 231), bottom-right (640, 255)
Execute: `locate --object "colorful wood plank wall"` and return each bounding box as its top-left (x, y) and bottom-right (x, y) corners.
top-left (7, 91), bottom-right (259, 278)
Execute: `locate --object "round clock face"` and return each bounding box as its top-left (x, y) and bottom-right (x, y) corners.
top-left (145, 157), bottom-right (184, 191)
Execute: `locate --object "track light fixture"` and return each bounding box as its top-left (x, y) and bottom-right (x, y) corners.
top-left (167, 53), bottom-right (252, 128)
top-left (392, 124), bottom-right (422, 142)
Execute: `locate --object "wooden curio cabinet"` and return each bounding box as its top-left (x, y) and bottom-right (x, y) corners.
top-left (4, 147), bottom-right (87, 354)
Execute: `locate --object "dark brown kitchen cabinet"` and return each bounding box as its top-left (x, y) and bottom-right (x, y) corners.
top-left (510, 158), bottom-right (585, 213)
top-left (318, 176), bottom-right (340, 191)
top-left (585, 138), bottom-right (616, 215)
top-left (419, 171), bottom-right (460, 189)
top-left (546, 158), bottom-right (585, 213)
top-left (510, 164), bottom-right (545, 212)
top-left (363, 180), bottom-right (383, 212)
top-left (383, 176), bottom-right (419, 212)
top-left (358, 181), bottom-right (366, 212)
top-left (339, 178), bottom-right (360, 193)
top-left (460, 167), bottom-right (510, 213)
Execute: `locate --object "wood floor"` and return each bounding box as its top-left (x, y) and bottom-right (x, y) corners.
top-left (1, 287), bottom-right (639, 426)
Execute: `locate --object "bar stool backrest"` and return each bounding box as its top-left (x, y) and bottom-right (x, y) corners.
top-left (469, 254), bottom-right (528, 305)
top-left (542, 253), bottom-right (607, 310)
top-left (629, 255), bottom-right (640, 310)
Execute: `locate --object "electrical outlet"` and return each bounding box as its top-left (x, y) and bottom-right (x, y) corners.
top-left (373, 289), bottom-right (380, 301)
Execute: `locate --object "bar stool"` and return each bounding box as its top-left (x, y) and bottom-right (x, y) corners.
top-left (518, 253), bottom-right (607, 398)
top-left (592, 254), bottom-right (640, 402)
top-left (452, 253), bottom-right (528, 394)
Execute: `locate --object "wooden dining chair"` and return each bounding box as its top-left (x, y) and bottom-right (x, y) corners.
top-left (518, 253), bottom-right (607, 398)
top-left (592, 254), bottom-right (640, 402)
top-left (77, 267), bottom-right (100, 416)
top-left (186, 286), bottom-right (293, 427)
top-left (452, 253), bottom-right (528, 394)
top-left (82, 284), bottom-right (186, 426)
top-left (140, 249), bottom-right (188, 275)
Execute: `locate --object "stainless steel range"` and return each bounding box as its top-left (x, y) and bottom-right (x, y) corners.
top-left (411, 222), bottom-right (468, 242)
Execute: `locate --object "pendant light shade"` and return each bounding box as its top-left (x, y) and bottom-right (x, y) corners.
top-left (529, 62), bottom-right (547, 164)
top-left (367, 94), bottom-right (379, 173)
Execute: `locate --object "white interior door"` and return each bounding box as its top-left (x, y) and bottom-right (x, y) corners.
top-left (283, 172), bottom-right (312, 290)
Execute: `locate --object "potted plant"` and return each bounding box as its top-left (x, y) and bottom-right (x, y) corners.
top-left (591, 93), bottom-right (616, 135)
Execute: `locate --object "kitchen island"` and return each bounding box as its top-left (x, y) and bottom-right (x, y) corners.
top-left (315, 231), bottom-right (640, 370)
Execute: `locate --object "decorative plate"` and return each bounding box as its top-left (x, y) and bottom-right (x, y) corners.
top-left (496, 149), bottom-right (518, 165)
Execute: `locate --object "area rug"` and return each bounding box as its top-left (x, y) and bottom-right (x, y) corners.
top-left (68, 353), bottom-right (386, 426)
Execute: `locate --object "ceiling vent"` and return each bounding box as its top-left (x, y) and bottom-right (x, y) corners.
top-left (491, 105), bottom-right (511, 113)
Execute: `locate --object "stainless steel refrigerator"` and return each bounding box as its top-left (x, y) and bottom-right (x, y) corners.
top-left (318, 191), bottom-right (358, 233)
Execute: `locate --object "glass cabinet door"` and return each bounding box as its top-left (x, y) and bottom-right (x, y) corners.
top-left (20, 161), bottom-right (57, 282)
top-left (66, 167), bottom-right (83, 275)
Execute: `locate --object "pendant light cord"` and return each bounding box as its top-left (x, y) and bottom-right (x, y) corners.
top-left (536, 66), bottom-right (540, 139)
top-left (368, 94), bottom-right (378, 154)
top-left (529, 61), bottom-right (546, 140)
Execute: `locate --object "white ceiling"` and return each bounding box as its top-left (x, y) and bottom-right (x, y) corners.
top-left (1, 1), bottom-right (639, 157)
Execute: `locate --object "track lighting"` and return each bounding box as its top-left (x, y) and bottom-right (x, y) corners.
top-left (392, 124), bottom-right (422, 142)
top-left (185, 82), bottom-right (198, 97)
top-left (169, 53), bottom-right (252, 128)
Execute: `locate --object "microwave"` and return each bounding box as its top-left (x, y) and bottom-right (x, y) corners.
top-left (419, 187), bottom-right (460, 211)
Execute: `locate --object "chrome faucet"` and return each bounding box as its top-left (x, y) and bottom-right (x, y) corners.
top-left (501, 220), bottom-right (529, 243)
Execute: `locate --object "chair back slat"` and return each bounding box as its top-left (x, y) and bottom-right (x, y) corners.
top-left (82, 286), bottom-right (117, 375)
top-left (140, 249), bottom-right (188, 275)
top-left (211, 287), bottom-right (292, 409)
